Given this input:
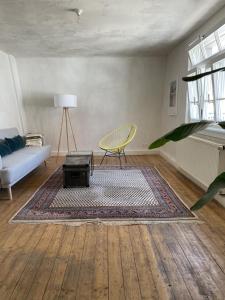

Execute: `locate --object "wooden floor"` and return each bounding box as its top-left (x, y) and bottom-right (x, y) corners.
top-left (0, 155), bottom-right (225, 300)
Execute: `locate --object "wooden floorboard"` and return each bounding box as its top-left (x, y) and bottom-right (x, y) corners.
top-left (108, 226), bottom-right (125, 300)
top-left (0, 155), bottom-right (224, 300)
top-left (92, 225), bottom-right (108, 300)
top-left (118, 226), bottom-right (142, 300)
top-left (75, 225), bottom-right (97, 299)
top-left (129, 226), bottom-right (158, 299)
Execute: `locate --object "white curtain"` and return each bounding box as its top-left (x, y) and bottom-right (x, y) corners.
top-left (213, 58), bottom-right (225, 121)
top-left (200, 67), bottom-right (214, 121)
top-left (188, 73), bottom-right (199, 120)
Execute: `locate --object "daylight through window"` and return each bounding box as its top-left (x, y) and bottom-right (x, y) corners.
top-left (187, 23), bottom-right (225, 122)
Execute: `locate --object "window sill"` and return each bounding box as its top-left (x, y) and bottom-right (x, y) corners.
top-left (195, 124), bottom-right (225, 143)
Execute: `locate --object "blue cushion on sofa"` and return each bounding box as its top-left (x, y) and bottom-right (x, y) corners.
top-left (5, 135), bottom-right (26, 152)
top-left (0, 141), bottom-right (12, 157)
top-left (14, 135), bottom-right (26, 148)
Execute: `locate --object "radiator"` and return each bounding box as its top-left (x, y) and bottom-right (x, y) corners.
top-left (176, 136), bottom-right (225, 191)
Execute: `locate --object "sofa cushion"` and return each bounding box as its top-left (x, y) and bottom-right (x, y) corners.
top-left (14, 135), bottom-right (26, 148)
top-left (0, 145), bottom-right (51, 186)
top-left (0, 141), bottom-right (12, 157)
top-left (5, 135), bottom-right (25, 152)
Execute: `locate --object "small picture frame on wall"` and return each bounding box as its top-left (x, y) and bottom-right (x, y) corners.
top-left (168, 79), bottom-right (178, 115)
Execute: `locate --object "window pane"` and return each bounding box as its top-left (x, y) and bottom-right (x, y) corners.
top-left (217, 100), bottom-right (225, 121)
top-left (189, 44), bottom-right (204, 66)
top-left (188, 77), bottom-right (198, 102)
top-left (213, 58), bottom-right (225, 100)
top-left (197, 67), bottom-right (215, 121)
top-left (201, 33), bottom-right (219, 58)
top-left (190, 103), bottom-right (200, 120)
top-left (188, 57), bottom-right (192, 70)
top-left (188, 73), bottom-right (199, 120)
top-left (202, 101), bottom-right (214, 120)
top-left (200, 68), bottom-right (214, 101)
top-left (217, 24), bottom-right (225, 49)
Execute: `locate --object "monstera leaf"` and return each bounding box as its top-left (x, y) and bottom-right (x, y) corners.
top-left (218, 121), bottom-right (225, 129)
top-left (191, 172), bottom-right (225, 211)
top-left (149, 121), bottom-right (211, 149)
top-left (183, 67), bottom-right (225, 82)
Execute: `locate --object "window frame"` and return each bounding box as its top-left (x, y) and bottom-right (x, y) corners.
top-left (187, 21), bottom-right (225, 125)
top-left (188, 19), bottom-right (225, 54)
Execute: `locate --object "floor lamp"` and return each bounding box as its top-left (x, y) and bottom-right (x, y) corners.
top-left (54, 94), bottom-right (78, 160)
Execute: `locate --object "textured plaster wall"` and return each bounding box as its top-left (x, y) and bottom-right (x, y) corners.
top-left (0, 51), bottom-right (24, 132)
top-left (17, 56), bottom-right (165, 153)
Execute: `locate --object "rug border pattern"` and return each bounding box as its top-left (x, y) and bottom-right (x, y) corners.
top-left (10, 165), bottom-right (197, 223)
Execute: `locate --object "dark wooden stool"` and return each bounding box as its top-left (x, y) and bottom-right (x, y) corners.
top-left (63, 154), bottom-right (92, 188)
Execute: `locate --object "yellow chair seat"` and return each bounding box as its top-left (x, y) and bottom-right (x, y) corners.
top-left (99, 124), bottom-right (137, 167)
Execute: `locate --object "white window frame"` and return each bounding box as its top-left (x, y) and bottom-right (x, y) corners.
top-left (187, 21), bottom-right (225, 139)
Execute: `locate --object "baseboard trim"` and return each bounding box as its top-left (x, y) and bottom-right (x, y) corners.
top-left (160, 150), bottom-right (179, 169)
top-left (51, 149), bottom-right (159, 156)
top-left (160, 150), bottom-right (225, 208)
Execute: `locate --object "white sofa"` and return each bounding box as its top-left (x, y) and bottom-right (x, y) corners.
top-left (0, 128), bottom-right (51, 199)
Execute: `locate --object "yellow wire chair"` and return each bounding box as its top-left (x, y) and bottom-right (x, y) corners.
top-left (99, 124), bottom-right (137, 168)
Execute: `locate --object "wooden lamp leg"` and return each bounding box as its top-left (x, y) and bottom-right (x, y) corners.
top-left (56, 108), bottom-right (65, 162)
top-left (65, 108), bottom-right (70, 154)
top-left (67, 109), bottom-right (77, 151)
top-left (56, 107), bottom-right (77, 160)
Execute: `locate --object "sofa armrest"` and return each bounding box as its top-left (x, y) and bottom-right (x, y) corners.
top-left (0, 155), bottom-right (2, 170)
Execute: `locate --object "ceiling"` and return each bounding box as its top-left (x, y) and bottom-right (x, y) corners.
top-left (0, 0), bottom-right (225, 57)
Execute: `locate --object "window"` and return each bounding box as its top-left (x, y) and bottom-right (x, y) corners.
top-left (217, 25), bottom-right (225, 49)
top-left (187, 23), bottom-right (225, 122)
top-left (202, 33), bottom-right (219, 58)
top-left (189, 44), bottom-right (204, 66)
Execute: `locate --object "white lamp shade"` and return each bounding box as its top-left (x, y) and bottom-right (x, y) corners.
top-left (54, 94), bottom-right (77, 108)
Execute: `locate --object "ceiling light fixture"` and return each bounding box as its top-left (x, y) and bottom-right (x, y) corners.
top-left (73, 8), bottom-right (83, 23)
top-left (74, 8), bottom-right (83, 17)
top-left (66, 7), bottom-right (84, 23)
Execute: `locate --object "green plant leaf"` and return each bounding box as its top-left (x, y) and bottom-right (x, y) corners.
top-left (218, 121), bottom-right (225, 129)
top-left (191, 172), bottom-right (225, 211)
top-left (149, 137), bottom-right (168, 149)
top-left (183, 67), bottom-right (225, 82)
top-left (149, 121), bottom-right (211, 149)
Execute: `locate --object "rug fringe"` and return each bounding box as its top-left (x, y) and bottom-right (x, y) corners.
top-left (9, 218), bottom-right (203, 226)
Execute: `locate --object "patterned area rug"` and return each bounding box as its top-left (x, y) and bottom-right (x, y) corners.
top-left (10, 166), bottom-right (197, 224)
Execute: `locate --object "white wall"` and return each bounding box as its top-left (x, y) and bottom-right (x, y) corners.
top-left (16, 56), bottom-right (165, 153)
top-left (0, 51), bottom-right (24, 133)
top-left (160, 6), bottom-right (225, 164)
